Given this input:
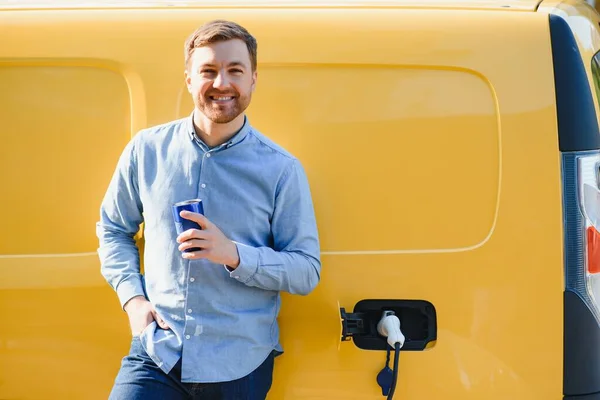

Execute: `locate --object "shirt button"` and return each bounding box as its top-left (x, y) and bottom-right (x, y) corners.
top-left (234, 276), bottom-right (240, 279)
top-left (201, 184), bottom-right (206, 188)
top-left (185, 335), bottom-right (191, 340)
top-left (206, 153), bottom-right (211, 158)
top-left (190, 277), bottom-right (195, 282)
top-left (187, 309), bottom-right (192, 314)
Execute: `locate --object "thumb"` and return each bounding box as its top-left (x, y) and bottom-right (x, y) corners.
top-left (152, 309), bottom-right (170, 330)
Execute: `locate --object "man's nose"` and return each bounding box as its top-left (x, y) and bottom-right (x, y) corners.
top-left (213, 72), bottom-right (230, 89)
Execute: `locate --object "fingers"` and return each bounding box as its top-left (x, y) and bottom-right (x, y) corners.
top-left (152, 309), bottom-right (170, 330)
top-left (182, 249), bottom-right (209, 260)
top-left (129, 303), bottom-right (170, 335)
top-left (178, 239), bottom-right (211, 252)
top-left (177, 227), bottom-right (209, 244)
top-left (179, 211), bottom-right (210, 229)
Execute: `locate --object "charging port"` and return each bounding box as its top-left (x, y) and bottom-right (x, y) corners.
top-left (340, 299), bottom-right (437, 351)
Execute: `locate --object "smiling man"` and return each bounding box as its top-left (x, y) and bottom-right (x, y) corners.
top-left (96, 20), bottom-right (321, 400)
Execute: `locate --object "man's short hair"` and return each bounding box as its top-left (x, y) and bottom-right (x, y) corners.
top-left (184, 20), bottom-right (258, 71)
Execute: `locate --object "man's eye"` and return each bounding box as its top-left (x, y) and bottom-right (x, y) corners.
top-left (201, 69), bottom-right (216, 74)
top-left (230, 69), bottom-right (243, 74)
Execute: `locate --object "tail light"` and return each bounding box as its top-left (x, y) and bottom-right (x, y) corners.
top-left (564, 151), bottom-right (600, 322)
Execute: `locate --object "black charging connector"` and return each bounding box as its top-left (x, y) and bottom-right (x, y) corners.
top-left (388, 342), bottom-right (401, 399)
top-left (376, 337), bottom-right (401, 398)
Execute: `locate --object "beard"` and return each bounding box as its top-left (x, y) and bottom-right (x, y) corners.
top-left (196, 90), bottom-right (252, 124)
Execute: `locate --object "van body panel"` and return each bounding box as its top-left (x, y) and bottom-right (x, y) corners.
top-left (181, 65), bottom-right (500, 253)
top-left (0, 4), bottom-right (577, 399)
top-left (0, 64), bottom-right (132, 254)
top-left (0, 0), bottom-right (544, 12)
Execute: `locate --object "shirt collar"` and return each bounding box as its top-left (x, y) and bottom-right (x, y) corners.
top-left (186, 110), bottom-right (251, 150)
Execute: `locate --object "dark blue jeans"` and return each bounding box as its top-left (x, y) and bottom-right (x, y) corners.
top-left (109, 337), bottom-right (275, 400)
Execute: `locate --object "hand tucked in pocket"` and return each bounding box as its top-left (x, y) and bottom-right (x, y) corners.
top-left (123, 295), bottom-right (170, 336)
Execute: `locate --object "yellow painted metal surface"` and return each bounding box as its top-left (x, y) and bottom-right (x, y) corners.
top-left (0, 2), bottom-right (590, 399)
top-left (0, 0), bottom-right (543, 12)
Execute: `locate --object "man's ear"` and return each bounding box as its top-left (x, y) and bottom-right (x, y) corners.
top-left (185, 68), bottom-right (192, 93)
top-left (251, 70), bottom-right (258, 93)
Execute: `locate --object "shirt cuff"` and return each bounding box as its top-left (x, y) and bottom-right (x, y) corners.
top-left (228, 241), bottom-right (260, 283)
top-left (116, 275), bottom-right (146, 310)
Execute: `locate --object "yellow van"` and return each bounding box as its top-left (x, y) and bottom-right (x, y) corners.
top-left (2, 0), bottom-right (600, 399)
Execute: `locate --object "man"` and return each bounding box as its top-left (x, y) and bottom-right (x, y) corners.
top-left (96, 19), bottom-right (321, 400)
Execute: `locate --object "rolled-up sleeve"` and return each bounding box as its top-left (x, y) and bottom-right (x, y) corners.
top-left (229, 159), bottom-right (321, 296)
top-left (96, 135), bottom-right (146, 309)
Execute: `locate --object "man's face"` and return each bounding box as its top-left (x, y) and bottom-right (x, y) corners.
top-left (185, 39), bottom-right (257, 124)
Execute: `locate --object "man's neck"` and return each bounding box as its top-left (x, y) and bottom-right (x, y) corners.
top-left (193, 111), bottom-right (245, 148)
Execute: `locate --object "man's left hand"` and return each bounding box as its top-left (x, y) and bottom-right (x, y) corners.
top-left (176, 211), bottom-right (240, 269)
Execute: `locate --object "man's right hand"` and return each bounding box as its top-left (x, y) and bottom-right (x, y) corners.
top-left (123, 296), bottom-right (170, 336)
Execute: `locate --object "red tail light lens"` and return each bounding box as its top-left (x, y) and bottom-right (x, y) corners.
top-left (587, 226), bottom-right (600, 274)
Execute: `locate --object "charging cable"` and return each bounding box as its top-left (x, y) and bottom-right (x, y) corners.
top-left (376, 311), bottom-right (405, 399)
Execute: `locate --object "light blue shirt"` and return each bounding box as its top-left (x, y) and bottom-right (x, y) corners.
top-left (96, 113), bottom-right (321, 383)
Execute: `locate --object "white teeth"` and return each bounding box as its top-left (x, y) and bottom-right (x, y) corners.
top-left (214, 96), bottom-right (232, 101)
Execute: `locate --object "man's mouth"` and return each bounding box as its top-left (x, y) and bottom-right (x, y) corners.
top-left (209, 95), bottom-right (234, 101)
